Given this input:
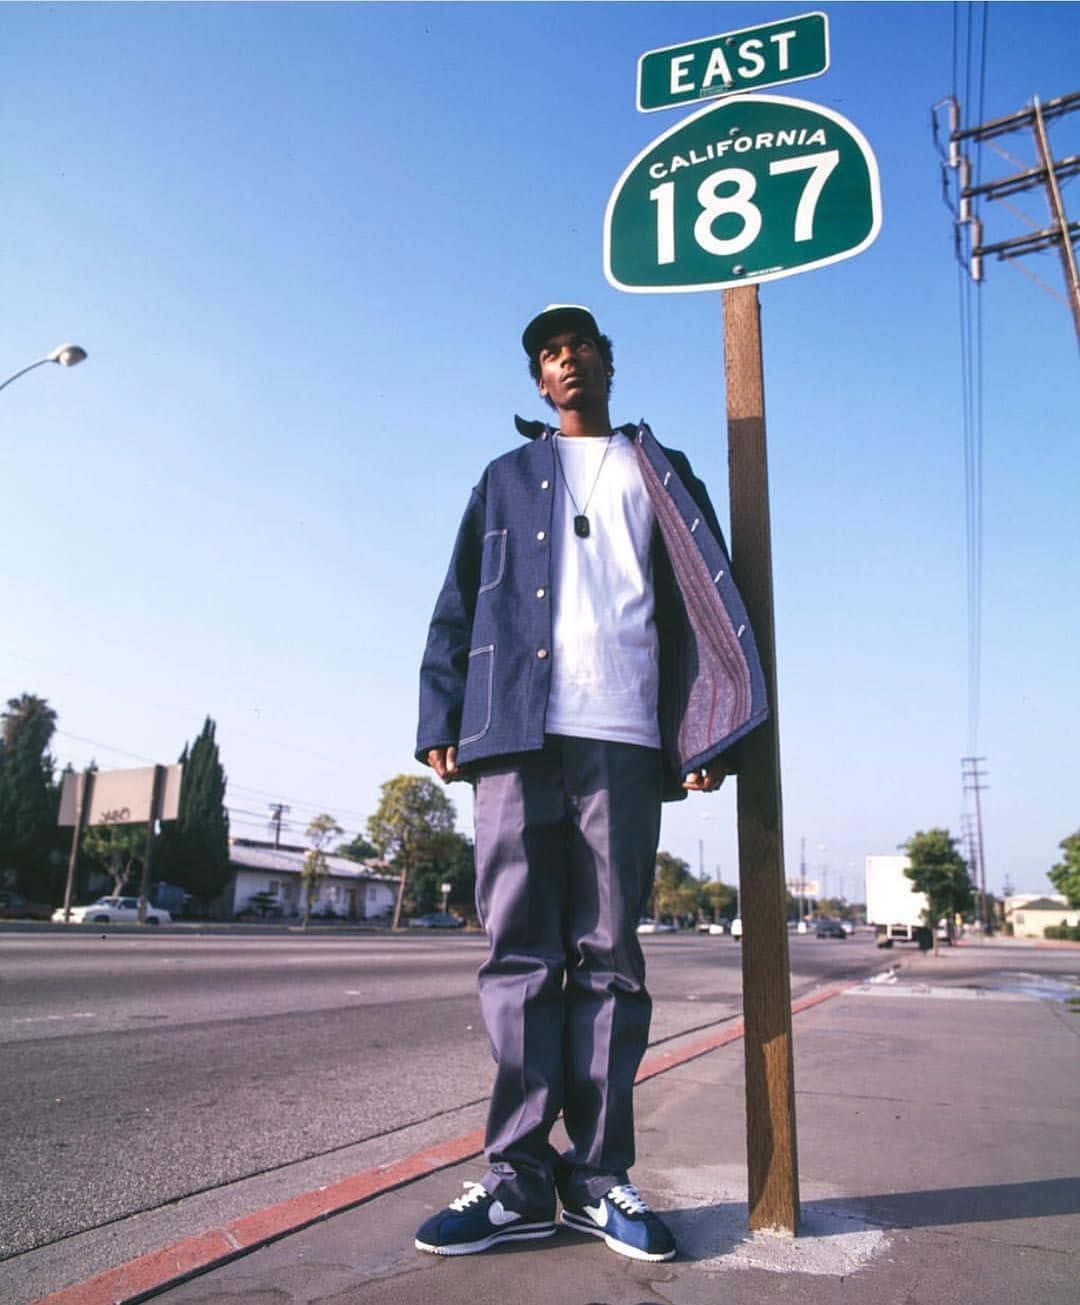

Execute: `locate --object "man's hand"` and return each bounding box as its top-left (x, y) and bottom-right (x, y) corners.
top-left (682, 762), bottom-right (726, 793)
top-left (426, 745), bottom-right (459, 783)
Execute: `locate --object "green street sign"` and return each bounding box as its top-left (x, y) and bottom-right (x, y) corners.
top-left (638, 12), bottom-right (829, 113)
top-left (604, 95), bottom-right (882, 293)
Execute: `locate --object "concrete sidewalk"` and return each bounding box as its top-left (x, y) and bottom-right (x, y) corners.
top-left (24, 951), bottom-right (1079, 1305)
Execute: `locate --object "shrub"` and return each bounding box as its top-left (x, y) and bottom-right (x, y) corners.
top-left (1044, 922), bottom-right (1080, 941)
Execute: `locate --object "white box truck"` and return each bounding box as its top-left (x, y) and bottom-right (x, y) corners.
top-left (865, 854), bottom-right (937, 949)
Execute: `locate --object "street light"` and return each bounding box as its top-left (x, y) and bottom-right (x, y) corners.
top-left (0, 343), bottom-right (88, 394)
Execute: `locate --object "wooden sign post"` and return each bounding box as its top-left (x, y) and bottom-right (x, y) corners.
top-left (724, 283), bottom-right (799, 1233)
top-left (607, 22), bottom-right (880, 1234)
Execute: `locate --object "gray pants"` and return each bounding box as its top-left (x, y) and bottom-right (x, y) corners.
top-left (472, 735), bottom-right (663, 1211)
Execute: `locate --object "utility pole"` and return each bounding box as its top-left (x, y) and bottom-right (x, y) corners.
top-left (959, 811), bottom-right (979, 897)
top-left (1030, 96), bottom-right (1080, 342)
top-left (268, 802), bottom-right (290, 848)
top-left (934, 90), bottom-right (1080, 345)
top-left (961, 757), bottom-right (991, 932)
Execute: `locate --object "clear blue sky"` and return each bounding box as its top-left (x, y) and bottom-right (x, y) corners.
top-left (2, 3), bottom-right (1076, 900)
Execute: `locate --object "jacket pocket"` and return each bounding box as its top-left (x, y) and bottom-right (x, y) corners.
top-left (478, 529), bottom-right (508, 594)
top-left (459, 644), bottom-right (495, 746)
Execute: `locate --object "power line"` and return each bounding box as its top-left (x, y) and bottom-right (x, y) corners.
top-left (934, 25), bottom-right (1078, 941)
top-left (54, 729), bottom-right (159, 765)
top-left (54, 729), bottom-right (375, 843)
top-left (222, 780), bottom-right (373, 824)
top-left (54, 732), bottom-right (384, 828)
top-left (9, 647), bottom-right (388, 782)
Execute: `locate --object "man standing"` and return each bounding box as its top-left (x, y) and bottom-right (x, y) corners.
top-left (414, 305), bottom-right (766, 1261)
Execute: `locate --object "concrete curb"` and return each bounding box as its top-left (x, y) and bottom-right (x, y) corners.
top-left (32, 983), bottom-right (853, 1305)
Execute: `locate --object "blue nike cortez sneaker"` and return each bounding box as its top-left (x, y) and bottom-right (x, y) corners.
top-left (415, 1181), bottom-right (557, 1255)
top-left (560, 1183), bottom-right (676, 1261)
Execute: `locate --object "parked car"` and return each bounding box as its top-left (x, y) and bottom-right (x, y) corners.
top-left (0, 889), bottom-right (53, 920)
top-left (729, 917), bottom-right (743, 940)
top-left (636, 919), bottom-right (676, 934)
top-left (815, 918), bottom-right (847, 939)
top-left (51, 896), bottom-right (171, 925)
top-left (408, 911), bottom-right (465, 929)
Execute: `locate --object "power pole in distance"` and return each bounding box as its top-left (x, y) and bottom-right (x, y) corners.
top-left (961, 757), bottom-right (991, 932)
top-left (934, 90), bottom-right (1080, 346)
top-left (268, 803), bottom-right (290, 849)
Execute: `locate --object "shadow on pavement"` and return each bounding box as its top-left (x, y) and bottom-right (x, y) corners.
top-left (663, 1176), bottom-right (1079, 1254)
top-left (818, 1176), bottom-right (1080, 1228)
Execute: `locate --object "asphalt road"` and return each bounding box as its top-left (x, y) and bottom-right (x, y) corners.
top-left (0, 928), bottom-right (893, 1261)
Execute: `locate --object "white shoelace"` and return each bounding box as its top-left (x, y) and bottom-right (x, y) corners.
top-left (607, 1183), bottom-right (650, 1215)
top-left (449, 1181), bottom-right (489, 1211)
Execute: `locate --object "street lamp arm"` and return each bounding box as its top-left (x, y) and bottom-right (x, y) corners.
top-left (0, 344), bottom-right (88, 394)
top-left (0, 357), bottom-right (51, 393)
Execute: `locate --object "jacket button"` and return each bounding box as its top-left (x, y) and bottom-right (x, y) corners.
top-left (536, 530), bottom-right (546, 541)
top-left (537, 648), bottom-right (548, 659)
top-left (536, 588), bottom-right (546, 599)
top-left (541, 479), bottom-right (550, 490)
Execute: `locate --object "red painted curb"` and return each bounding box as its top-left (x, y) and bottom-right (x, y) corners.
top-left (34, 986), bottom-right (850, 1305)
top-left (34, 1130), bottom-right (486, 1305)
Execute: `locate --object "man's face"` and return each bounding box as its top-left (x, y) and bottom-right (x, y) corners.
top-left (536, 331), bottom-right (609, 412)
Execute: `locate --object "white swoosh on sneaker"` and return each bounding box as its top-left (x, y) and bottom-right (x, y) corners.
top-left (583, 1201), bottom-right (608, 1227)
top-left (488, 1201), bottom-right (522, 1226)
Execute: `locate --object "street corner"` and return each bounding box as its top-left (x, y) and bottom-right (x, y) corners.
top-left (656, 1165), bottom-right (890, 1279)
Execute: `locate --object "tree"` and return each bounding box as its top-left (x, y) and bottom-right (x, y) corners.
top-left (245, 888), bottom-right (282, 919)
top-left (300, 813), bottom-right (343, 927)
top-left (1046, 830), bottom-right (1080, 908)
top-left (82, 823), bottom-right (148, 896)
top-left (0, 693), bottom-right (58, 894)
top-left (336, 833), bottom-right (378, 862)
top-left (902, 828), bottom-right (974, 954)
top-left (702, 878), bottom-right (736, 923)
top-left (367, 775), bottom-right (456, 930)
top-left (652, 851), bottom-right (698, 923)
top-left (410, 829), bottom-right (475, 917)
top-left (156, 718), bottom-right (230, 905)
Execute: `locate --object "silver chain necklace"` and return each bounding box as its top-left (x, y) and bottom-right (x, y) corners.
top-left (553, 433), bottom-right (614, 539)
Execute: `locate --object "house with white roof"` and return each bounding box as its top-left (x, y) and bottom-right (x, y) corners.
top-left (223, 838), bottom-right (400, 922)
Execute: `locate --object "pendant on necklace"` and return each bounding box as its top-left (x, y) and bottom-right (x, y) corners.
top-left (574, 514), bottom-right (591, 539)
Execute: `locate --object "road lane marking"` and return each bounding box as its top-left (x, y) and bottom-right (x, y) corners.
top-left (10, 1012), bottom-right (96, 1024)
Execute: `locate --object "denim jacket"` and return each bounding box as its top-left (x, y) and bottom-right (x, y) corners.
top-left (416, 419), bottom-right (768, 801)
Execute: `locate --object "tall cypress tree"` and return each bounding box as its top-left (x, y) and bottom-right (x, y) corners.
top-left (159, 718), bottom-right (230, 904)
top-left (0, 694), bottom-right (58, 894)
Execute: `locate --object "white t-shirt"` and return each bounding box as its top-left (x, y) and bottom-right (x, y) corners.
top-left (544, 431), bottom-right (661, 749)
